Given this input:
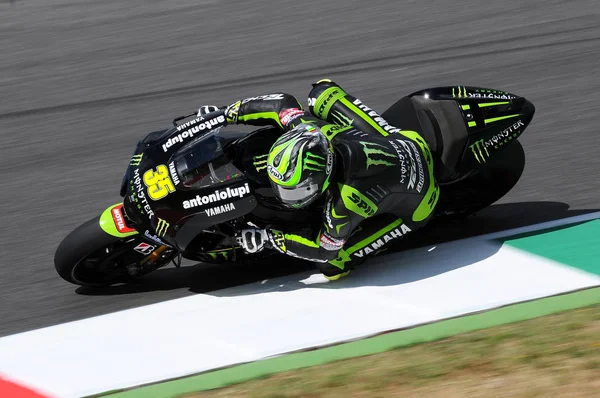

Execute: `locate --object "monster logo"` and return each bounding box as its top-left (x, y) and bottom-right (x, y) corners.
top-left (252, 154), bottom-right (268, 172)
top-left (156, 218), bottom-right (170, 237)
top-left (452, 86), bottom-right (468, 98)
top-left (359, 142), bottom-right (397, 169)
top-left (131, 169), bottom-right (154, 219)
top-left (331, 111), bottom-right (354, 126)
top-left (130, 153), bottom-right (143, 166)
top-left (303, 152), bottom-right (326, 172)
top-left (470, 139), bottom-right (490, 164)
top-left (207, 250), bottom-right (231, 261)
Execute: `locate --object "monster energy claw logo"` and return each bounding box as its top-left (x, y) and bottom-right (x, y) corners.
top-left (208, 251), bottom-right (231, 260)
top-left (359, 142), bottom-right (396, 169)
top-left (156, 218), bottom-right (170, 237)
top-left (470, 139), bottom-right (490, 164)
top-left (331, 111), bottom-right (353, 126)
top-left (253, 154), bottom-right (268, 172)
top-left (303, 152), bottom-right (326, 171)
top-left (130, 153), bottom-right (143, 166)
top-left (452, 86), bottom-right (468, 98)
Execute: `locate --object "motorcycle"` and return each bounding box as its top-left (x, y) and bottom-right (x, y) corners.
top-left (54, 86), bottom-right (535, 286)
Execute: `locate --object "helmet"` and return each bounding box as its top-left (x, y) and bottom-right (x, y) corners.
top-left (267, 123), bottom-right (334, 208)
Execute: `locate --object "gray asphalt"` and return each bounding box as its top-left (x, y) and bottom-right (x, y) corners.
top-left (1, 0), bottom-right (599, 338)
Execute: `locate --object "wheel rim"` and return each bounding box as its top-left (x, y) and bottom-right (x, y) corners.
top-left (70, 238), bottom-right (171, 286)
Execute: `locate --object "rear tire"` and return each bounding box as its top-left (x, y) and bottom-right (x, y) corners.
top-left (434, 140), bottom-right (525, 221)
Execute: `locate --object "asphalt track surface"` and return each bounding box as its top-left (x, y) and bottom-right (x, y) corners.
top-left (1, 0), bottom-right (599, 338)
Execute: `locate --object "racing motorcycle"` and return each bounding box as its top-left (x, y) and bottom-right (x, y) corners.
top-left (54, 86), bottom-right (535, 286)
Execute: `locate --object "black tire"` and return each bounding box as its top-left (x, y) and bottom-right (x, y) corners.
top-left (54, 216), bottom-right (174, 287)
top-left (434, 140), bottom-right (525, 221)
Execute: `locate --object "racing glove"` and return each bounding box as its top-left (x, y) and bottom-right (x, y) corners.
top-left (224, 100), bottom-right (242, 124)
top-left (235, 228), bottom-right (286, 254)
top-left (236, 229), bottom-right (269, 254)
top-left (197, 105), bottom-right (220, 117)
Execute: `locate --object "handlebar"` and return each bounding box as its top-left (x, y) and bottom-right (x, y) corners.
top-left (172, 106), bottom-right (227, 127)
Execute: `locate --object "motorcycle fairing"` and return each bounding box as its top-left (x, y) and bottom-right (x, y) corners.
top-left (121, 121), bottom-right (258, 250)
top-left (99, 203), bottom-right (139, 238)
top-left (383, 86), bottom-right (535, 183)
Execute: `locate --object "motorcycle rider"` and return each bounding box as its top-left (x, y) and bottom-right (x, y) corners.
top-left (224, 79), bottom-right (439, 280)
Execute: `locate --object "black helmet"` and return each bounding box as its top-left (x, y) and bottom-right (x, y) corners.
top-left (267, 123), bottom-right (334, 208)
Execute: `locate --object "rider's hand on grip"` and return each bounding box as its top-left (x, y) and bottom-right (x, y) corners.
top-left (236, 228), bottom-right (269, 254)
top-left (224, 100), bottom-right (241, 124)
top-left (196, 105), bottom-right (221, 117)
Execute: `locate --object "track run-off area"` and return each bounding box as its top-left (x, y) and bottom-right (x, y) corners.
top-left (1, 0), bottom-right (600, 396)
top-left (1, 214), bottom-right (599, 397)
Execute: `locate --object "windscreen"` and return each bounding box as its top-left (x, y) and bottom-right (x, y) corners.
top-left (171, 129), bottom-right (244, 189)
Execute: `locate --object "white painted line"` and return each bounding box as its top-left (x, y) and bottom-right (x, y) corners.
top-left (1, 230), bottom-right (598, 398)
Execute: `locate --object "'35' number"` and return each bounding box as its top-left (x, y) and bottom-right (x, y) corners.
top-left (143, 165), bottom-right (175, 201)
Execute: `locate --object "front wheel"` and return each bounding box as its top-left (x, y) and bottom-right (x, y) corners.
top-left (54, 216), bottom-right (176, 287)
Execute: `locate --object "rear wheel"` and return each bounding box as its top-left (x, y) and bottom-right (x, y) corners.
top-left (54, 216), bottom-right (176, 287)
top-left (433, 140), bottom-right (525, 221)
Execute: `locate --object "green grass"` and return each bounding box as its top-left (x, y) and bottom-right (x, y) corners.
top-left (183, 305), bottom-right (600, 398)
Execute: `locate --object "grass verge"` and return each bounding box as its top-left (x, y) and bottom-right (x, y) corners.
top-left (184, 304), bottom-right (600, 398)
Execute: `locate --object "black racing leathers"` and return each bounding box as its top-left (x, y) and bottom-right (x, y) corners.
top-left (225, 80), bottom-right (439, 276)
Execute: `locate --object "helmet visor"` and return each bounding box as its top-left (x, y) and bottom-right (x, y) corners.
top-left (272, 178), bottom-right (320, 208)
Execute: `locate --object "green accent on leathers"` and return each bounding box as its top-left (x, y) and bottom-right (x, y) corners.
top-left (397, 130), bottom-right (439, 222)
top-left (339, 98), bottom-right (391, 136)
top-left (329, 202), bottom-right (349, 235)
top-left (284, 233), bottom-right (320, 249)
top-left (331, 111), bottom-right (354, 126)
top-left (313, 87), bottom-right (347, 119)
top-left (328, 218), bottom-right (404, 270)
top-left (339, 184), bottom-right (379, 218)
top-left (359, 141), bottom-right (396, 168)
top-left (320, 124), bottom-right (353, 141)
top-left (238, 112), bottom-right (283, 128)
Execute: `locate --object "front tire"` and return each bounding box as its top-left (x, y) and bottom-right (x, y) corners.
top-left (54, 216), bottom-right (174, 287)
